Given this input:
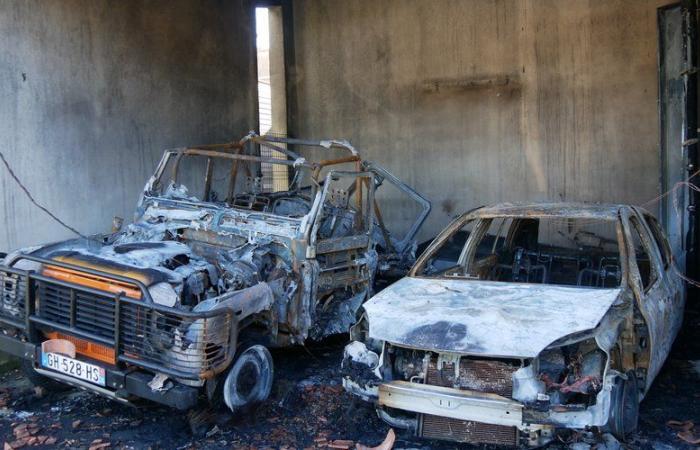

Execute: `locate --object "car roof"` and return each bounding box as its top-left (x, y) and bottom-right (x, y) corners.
top-left (470, 202), bottom-right (641, 220)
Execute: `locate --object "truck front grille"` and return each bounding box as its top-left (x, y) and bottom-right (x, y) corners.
top-left (0, 269), bottom-right (27, 326)
top-left (119, 302), bottom-right (234, 379)
top-left (38, 282), bottom-right (116, 341)
top-left (0, 258), bottom-right (235, 380)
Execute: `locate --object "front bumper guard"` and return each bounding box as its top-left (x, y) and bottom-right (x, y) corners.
top-left (0, 333), bottom-right (198, 410)
top-left (0, 255), bottom-right (237, 381)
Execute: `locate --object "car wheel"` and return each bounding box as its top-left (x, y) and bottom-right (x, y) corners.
top-left (607, 370), bottom-right (639, 441)
top-left (20, 359), bottom-right (72, 393)
top-left (222, 344), bottom-right (273, 413)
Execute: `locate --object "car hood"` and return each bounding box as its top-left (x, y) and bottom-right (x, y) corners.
top-left (363, 277), bottom-right (621, 358)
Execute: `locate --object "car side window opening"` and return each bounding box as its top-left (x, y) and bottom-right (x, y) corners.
top-left (644, 214), bottom-right (672, 270)
top-left (417, 219), bottom-right (476, 275)
top-left (455, 217), bottom-right (513, 278)
top-left (629, 216), bottom-right (659, 291)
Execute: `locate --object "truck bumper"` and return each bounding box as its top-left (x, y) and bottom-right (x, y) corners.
top-left (0, 334), bottom-right (198, 410)
top-left (0, 333), bottom-right (37, 360)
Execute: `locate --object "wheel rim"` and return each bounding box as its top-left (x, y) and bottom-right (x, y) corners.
top-left (223, 345), bottom-right (273, 412)
top-left (621, 376), bottom-right (639, 434)
top-left (236, 360), bottom-right (261, 403)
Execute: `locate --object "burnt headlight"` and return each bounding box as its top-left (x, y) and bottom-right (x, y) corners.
top-left (537, 338), bottom-right (606, 406)
top-left (148, 282), bottom-right (179, 307)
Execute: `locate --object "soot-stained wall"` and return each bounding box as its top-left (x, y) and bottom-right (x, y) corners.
top-left (0, 0), bottom-right (257, 250)
top-left (290, 0), bottom-right (668, 240)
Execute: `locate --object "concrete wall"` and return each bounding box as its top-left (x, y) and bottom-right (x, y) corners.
top-left (0, 0), bottom-right (257, 251)
top-left (289, 0), bottom-right (668, 240)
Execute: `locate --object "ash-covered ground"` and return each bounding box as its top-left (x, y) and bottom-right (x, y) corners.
top-left (0, 307), bottom-right (699, 450)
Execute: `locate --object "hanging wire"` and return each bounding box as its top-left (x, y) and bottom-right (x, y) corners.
top-left (642, 167), bottom-right (700, 208)
top-left (633, 167), bottom-right (700, 287)
top-left (0, 150), bottom-right (87, 239)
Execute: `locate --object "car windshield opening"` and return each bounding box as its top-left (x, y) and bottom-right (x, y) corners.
top-left (421, 216), bottom-right (622, 288)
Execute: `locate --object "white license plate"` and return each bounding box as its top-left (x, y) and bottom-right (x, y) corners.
top-left (41, 352), bottom-right (106, 386)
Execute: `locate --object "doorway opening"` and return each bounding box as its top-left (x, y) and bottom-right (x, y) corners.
top-left (657, 1), bottom-right (698, 279)
top-left (256, 6), bottom-right (288, 192)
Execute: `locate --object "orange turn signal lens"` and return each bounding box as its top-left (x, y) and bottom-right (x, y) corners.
top-left (45, 332), bottom-right (115, 365)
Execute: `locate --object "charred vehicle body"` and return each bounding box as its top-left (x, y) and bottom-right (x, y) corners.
top-left (0, 133), bottom-right (429, 413)
top-left (343, 203), bottom-right (684, 447)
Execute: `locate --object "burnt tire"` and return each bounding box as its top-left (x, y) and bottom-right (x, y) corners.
top-left (222, 345), bottom-right (273, 413)
top-left (20, 359), bottom-right (72, 393)
top-left (607, 370), bottom-right (639, 441)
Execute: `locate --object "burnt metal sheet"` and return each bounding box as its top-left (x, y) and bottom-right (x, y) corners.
top-left (472, 202), bottom-right (623, 220)
top-left (363, 277), bottom-right (621, 358)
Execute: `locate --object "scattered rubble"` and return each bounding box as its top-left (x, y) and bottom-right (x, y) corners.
top-left (356, 429), bottom-right (395, 450)
top-left (667, 420), bottom-right (700, 444)
top-left (4, 419), bottom-right (57, 449)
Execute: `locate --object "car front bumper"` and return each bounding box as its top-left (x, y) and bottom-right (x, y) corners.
top-left (378, 380), bottom-right (525, 427)
top-left (352, 377), bottom-right (617, 447)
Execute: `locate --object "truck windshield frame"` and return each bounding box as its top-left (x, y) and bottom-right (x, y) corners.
top-left (144, 134), bottom-right (365, 220)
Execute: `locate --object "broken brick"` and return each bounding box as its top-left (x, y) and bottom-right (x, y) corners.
top-left (88, 439), bottom-right (110, 450)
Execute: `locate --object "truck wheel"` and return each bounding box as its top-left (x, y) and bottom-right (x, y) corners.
top-left (20, 359), bottom-right (71, 393)
top-left (607, 371), bottom-right (639, 441)
top-left (222, 345), bottom-right (273, 413)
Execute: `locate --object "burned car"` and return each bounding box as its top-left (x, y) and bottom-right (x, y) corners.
top-left (343, 203), bottom-right (684, 447)
top-left (0, 133), bottom-right (429, 413)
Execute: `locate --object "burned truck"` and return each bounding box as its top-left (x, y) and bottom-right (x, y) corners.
top-left (0, 133), bottom-right (429, 413)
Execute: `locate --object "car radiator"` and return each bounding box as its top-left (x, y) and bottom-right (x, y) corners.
top-left (419, 357), bottom-right (519, 446)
